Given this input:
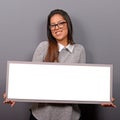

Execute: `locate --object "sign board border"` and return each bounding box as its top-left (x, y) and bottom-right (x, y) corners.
top-left (6, 61), bottom-right (113, 104)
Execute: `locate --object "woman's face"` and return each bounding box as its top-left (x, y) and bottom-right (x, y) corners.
top-left (50, 14), bottom-right (68, 45)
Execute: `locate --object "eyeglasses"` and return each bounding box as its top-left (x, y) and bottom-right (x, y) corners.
top-left (49, 21), bottom-right (67, 30)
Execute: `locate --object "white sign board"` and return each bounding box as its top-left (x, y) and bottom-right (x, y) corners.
top-left (6, 61), bottom-right (113, 104)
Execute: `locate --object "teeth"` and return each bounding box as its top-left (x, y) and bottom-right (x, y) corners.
top-left (56, 31), bottom-right (62, 35)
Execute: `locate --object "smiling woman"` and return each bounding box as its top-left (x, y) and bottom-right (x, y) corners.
top-left (30, 9), bottom-right (85, 120)
top-left (3, 9), bottom-right (116, 120)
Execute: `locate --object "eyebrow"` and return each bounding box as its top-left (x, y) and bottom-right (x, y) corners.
top-left (50, 20), bottom-right (66, 25)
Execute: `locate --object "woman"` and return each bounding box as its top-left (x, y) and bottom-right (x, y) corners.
top-left (3, 9), bottom-right (116, 120)
top-left (30, 9), bottom-right (86, 120)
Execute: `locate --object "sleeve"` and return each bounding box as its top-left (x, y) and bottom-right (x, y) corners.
top-left (79, 45), bottom-right (86, 63)
top-left (32, 41), bottom-right (48, 62)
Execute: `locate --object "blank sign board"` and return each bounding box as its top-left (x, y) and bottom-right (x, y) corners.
top-left (6, 61), bottom-right (112, 104)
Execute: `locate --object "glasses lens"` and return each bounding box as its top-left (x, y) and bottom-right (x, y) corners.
top-left (50, 21), bottom-right (66, 30)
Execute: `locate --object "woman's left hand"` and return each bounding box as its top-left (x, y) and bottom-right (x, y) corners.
top-left (101, 98), bottom-right (116, 108)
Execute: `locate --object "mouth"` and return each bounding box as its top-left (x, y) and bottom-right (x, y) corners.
top-left (55, 30), bottom-right (63, 36)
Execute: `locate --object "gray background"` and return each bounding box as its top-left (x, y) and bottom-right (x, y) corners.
top-left (0, 0), bottom-right (119, 120)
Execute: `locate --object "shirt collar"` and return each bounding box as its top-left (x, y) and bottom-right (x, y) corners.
top-left (58, 43), bottom-right (74, 53)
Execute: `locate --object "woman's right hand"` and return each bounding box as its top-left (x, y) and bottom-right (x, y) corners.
top-left (3, 93), bottom-right (15, 107)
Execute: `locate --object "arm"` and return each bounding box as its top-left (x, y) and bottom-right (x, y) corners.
top-left (79, 45), bottom-right (86, 63)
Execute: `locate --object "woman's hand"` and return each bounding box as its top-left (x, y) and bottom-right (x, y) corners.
top-left (101, 98), bottom-right (116, 108)
top-left (3, 93), bottom-right (15, 107)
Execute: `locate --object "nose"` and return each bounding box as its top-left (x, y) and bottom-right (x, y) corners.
top-left (55, 24), bottom-right (59, 29)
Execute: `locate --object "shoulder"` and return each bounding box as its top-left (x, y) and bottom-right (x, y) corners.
top-left (36, 41), bottom-right (48, 49)
top-left (73, 43), bottom-right (86, 56)
top-left (33, 41), bottom-right (49, 55)
top-left (74, 43), bottom-right (85, 50)
top-left (73, 43), bottom-right (86, 63)
top-left (32, 41), bottom-right (48, 61)
top-left (34, 41), bottom-right (48, 52)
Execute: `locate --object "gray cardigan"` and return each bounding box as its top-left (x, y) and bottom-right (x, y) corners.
top-left (31, 41), bottom-right (86, 120)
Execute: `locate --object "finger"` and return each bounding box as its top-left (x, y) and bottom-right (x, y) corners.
top-left (3, 93), bottom-right (7, 99)
top-left (112, 97), bottom-right (115, 102)
top-left (3, 99), bottom-right (10, 104)
top-left (11, 101), bottom-right (15, 107)
top-left (3, 98), bottom-right (12, 103)
top-left (101, 103), bottom-right (116, 108)
top-left (111, 103), bottom-right (116, 108)
top-left (3, 99), bottom-right (15, 107)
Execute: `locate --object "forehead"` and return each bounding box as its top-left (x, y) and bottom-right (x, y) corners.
top-left (50, 14), bottom-right (65, 23)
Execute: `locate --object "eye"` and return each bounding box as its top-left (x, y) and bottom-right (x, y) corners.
top-left (49, 21), bottom-right (67, 30)
top-left (58, 21), bottom-right (66, 26)
top-left (50, 24), bottom-right (56, 27)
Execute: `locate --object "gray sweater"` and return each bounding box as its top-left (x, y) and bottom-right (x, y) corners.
top-left (31, 41), bottom-right (86, 120)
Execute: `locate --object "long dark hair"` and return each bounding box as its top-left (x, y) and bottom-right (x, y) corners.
top-left (44, 9), bottom-right (74, 62)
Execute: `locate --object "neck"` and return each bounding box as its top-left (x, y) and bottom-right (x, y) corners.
top-left (57, 40), bottom-right (68, 46)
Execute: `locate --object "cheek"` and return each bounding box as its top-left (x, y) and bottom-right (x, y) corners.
top-left (64, 25), bottom-right (68, 34)
top-left (64, 29), bottom-right (68, 36)
top-left (51, 31), bottom-right (56, 37)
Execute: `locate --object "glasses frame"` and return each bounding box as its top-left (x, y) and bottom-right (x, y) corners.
top-left (49, 21), bottom-right (67, 30)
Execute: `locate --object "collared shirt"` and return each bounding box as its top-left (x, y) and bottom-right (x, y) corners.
top-left (58, 43), bottom-right (74, 53)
